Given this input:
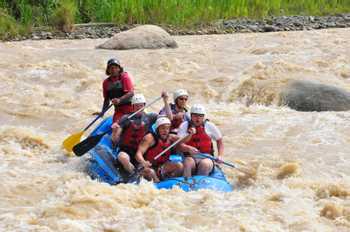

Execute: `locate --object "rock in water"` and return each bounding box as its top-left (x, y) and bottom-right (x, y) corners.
top-left (276, 162), bottom-right (299, 179)
top-left (320, 203), bottom-right (343, 220)
top-left (96, 25), bottom-right (178, 50)
top-left (280, 80), bottom-right (350, 111)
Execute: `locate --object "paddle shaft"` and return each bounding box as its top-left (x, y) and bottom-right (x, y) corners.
top-left (195, 153), bottom-right (254, 176)
top-left (221, 161), bottom-right (236, 168)
top-left (196, 153), bottom-right (236, 168)
top-left (93, 96), bottom-right (162, 137)
top-left (128, 96), bottom-right (162, 120)
top-left (83, 93), bottom-right (154, 132)
top-left (154, 135), bottom-right (189, 160)
top-left (83, 104), bottom-right (113, 131)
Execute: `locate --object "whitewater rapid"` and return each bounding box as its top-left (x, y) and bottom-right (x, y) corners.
top-left (0, 28), bottom-right (349, 231)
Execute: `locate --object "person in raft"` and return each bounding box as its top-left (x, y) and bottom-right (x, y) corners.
top-left (99, 58), bottom-right (134, 123)
top-left (135, 117), bottom-right (186, 182)
top-left (178, 104), bottom-right (224, 178)
top-left (110, 93), bottom-right (170, 175)
top-left (159, 89), bottom-right (190, 134)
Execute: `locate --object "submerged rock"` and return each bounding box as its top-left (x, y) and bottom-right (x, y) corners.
top-left (280, 80), bottom-right (350, 111)
top-left (96, 25), bottom-right (178, 50)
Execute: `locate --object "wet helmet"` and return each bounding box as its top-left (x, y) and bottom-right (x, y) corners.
top-left (155, 117), bottom-right (171, 130)
top-left (106, 58), bottom-right (121, 75)
top-left (190, 104), bottom-right (206, 115)
top-left (173, 89), bottom-right (189, 102)
top-left (131, 94), bottom-right (146, 105)
top-left (107, 58), bottom-right (120, 67)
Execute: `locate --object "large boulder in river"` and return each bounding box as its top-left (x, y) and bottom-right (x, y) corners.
top-left (96, 25), bottom-right (177, 50)
top-left (280, 80), bottom-right (350, 111)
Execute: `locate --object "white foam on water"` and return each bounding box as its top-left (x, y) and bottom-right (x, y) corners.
top-left (0, 28), bottom-right (350, 231)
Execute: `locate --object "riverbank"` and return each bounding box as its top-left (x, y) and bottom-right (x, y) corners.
top-left (10, 14), bottom-right (350, 41)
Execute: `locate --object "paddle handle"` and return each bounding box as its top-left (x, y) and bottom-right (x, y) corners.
top-left (83, 104), bottom-right (113, 131)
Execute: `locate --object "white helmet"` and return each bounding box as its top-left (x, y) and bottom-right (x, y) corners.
top-left (173, 89), bottom-right (189, 101)
top-left (155, 117), bottom-right (171, 129)
top-left (131, 94), bottom-right (146, 105)
top-left (190, 104), bottom-right (206, 115)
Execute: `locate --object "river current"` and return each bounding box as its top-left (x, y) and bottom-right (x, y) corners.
top-left (0, 28), bottom-right (349, 232)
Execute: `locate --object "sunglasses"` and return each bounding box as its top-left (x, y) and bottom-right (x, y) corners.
top-left (191, 113), bottom-right (204, 117)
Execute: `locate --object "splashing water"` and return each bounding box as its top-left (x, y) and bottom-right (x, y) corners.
top-left (1, 29), bottom-right (350, 231)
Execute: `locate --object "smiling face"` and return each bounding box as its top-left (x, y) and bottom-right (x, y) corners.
top-left (191, 113), bottom-right (205, 126)
top-left (132, 103), bottom-right (145, 114)
top-left (108, 64), bottom-right (121, 76)
top-left (157, 124), bottom-right (171, 140)
top-left (175, 96), bottom-right (188, 109)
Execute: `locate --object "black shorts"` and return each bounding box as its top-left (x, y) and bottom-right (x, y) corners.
top-left (118, 146), bottom-right (138, 166)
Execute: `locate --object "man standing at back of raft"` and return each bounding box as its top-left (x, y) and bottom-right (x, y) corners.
top-left (100, 58), bottom-right (134, 123)
top-left (178, 104), bottom-right (224, 177)
top-left (111, 93), bottom-right (169, 175)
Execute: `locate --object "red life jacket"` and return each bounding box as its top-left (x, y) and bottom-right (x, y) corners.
top-left (105, 73), bottom-right (132, 105)
top-left (119, 120), bottom-right (147, 150)
top-left (186, 121), bottom-right (213, 154)
top-left (144, 133), bottom-right (172, 167)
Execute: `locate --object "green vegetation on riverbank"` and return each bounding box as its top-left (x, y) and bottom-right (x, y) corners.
top-left (1, 0), bottom-right (350, 40)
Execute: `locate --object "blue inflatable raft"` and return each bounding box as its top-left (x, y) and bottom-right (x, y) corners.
top-left (86, 117), bottom-right (233, 192)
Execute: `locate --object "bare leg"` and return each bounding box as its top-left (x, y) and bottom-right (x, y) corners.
top-left (183, 157), bottom-right (196, 178)
top-left (117, 152), bottom-right (135, 173)
top-left (197, 158), bottom-right (214, 176)
top-left (142, 168), bottom-right (160, 183)
top-left (161, 162), bottom-right (184, 178)
top-left (111, 125), bottom-right (119, 145)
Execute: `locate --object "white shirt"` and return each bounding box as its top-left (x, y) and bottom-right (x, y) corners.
top-left (177, 120), bottom-right (222, 141)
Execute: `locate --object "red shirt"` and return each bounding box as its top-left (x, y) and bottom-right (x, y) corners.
top-left (102, 72), bottom-right (134, 99)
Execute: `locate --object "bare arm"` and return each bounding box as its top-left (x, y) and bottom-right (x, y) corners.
top-left (178, 143), bottom-right (195, 153)
top-left (161, 91), bottom-right (173, 120)
top-left (169, 134), bottom-right (180, 151)
top-left (169, 134), bottom-right (179, 142)
top-left (119, 91), bottom-right (134, 104)
top-left (111, 124), bottom-right (122, 145)
top-left (180, 126), bottom-right (196, 143)
top-left (174, 129), bottom-right (198, 155)
top-left (135, 134), bottom-right (154, 166)
top-left (216, 138), bottom-right (224, 157)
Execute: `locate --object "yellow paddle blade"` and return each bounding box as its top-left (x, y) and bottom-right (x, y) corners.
top-left (62, 131), bottom-right (84, 152)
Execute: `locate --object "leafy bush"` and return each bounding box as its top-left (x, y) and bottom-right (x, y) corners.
top-left (0, 9), bottom-right (26, 40)
top-left (50, 0), bottom-right (77, 32)
top-left (1, 0), bottom-right (350, 38)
